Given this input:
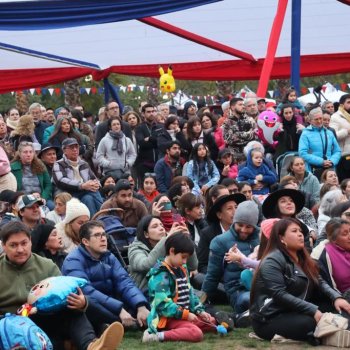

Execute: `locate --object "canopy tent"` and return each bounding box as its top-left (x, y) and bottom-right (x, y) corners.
top-left (0, 0), bottom-right (349, 94)
top-left (298, 83), bottom-right (347, 105)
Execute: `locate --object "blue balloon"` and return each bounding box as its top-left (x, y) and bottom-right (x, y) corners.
top-left (27, 276), bottom-right (87, 313)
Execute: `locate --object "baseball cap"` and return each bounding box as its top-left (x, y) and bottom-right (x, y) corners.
top-left (17, 195), bottom-right (43, 211)
top-left (62, 138), bottom-right (79, 149)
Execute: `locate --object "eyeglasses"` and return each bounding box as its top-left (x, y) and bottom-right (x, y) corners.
top-left (90, 232), bottom-right (107, 239)
top-left (229, 189), bottom-right (239, 194)
top-left (145, 173), bottom-right (156, 177)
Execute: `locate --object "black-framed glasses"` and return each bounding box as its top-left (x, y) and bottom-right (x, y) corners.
top-left (145, 173), bottom-right (156, 177)
top-left (90, 232), bottom-right (107, 239)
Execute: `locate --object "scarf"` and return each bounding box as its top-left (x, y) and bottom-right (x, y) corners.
top-left (339, 106), bottom-right (350, 124)
top-left (282, 116), bottom-right (298, 150)
top-left (109, 131), bottom-right (124, 155)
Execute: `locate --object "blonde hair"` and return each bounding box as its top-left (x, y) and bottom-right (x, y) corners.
top-left (54, 192), bottom-right (72, 205)
top-left (10, 115), bottom-right (35, 137)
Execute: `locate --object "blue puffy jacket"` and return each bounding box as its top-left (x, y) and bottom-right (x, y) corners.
top-left (62, 246), bottom-right (148, 318)
top-left (298, 125), bottom-right (341, 171)
top-left (202, 225), bottom-right (259, 306)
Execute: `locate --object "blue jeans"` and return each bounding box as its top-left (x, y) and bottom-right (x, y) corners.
top-left (230, 290), bottom-right (250, 314)
top-left (71, 190), bottom-right (103, 217)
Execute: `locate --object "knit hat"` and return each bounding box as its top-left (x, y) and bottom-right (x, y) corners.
top-left (63, 198), bottom-right (90, 224)
top-left (260, 218), bottom-right (280, 239)
top-left (233, 201), bottom-right (259, 226)
top-left (31, 224), bottom-right (55, 253)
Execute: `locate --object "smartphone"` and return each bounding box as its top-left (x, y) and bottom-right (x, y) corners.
top-left (160, 201), bottom-right (172, 211)
top-left (172, 213), bottom-right (183, 223)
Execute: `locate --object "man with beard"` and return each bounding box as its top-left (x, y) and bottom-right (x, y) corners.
top-left (330, 94), bottom-right (350, 181)
top-left (100, 179), bottom-right (148, 228)
top-left (134, 103), bottom-right (162, 185)
top-left (202, 201), bottom-right (259, 324)
top-left (244, 98), bottom-right (259, 120)
top-left (154, 141), bottom-right (185, 193)
top-left (223, 97), bottom-right (257, 156)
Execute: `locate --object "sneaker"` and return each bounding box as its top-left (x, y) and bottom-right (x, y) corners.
top-left (87, 322), bottom-right (124, 350)
top-left (234, 310), bottom-right (251, 328)
top-left (142, 330), bottom-right (159, 343)
top-left (214, 311), bottom-right (234, 332)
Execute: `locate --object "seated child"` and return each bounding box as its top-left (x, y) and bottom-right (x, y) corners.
top-left (217, 148), bottom-right (238, 181)
top-left (143, 232), bottom-right (215, 343)
top-left (237, 149), bottom-right (277, 197)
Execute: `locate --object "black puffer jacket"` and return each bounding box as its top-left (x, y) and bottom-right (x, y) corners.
top-left (250, 249), bottom-right (341, 323)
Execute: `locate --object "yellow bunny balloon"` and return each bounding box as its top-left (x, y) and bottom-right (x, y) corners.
top-left (159, 65), bottom-right (176, 93)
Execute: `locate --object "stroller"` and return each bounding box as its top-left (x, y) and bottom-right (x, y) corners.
top-left (275, 151), bottom-right (299, 181)
top-left (92, 208), bottom-right (136, 269)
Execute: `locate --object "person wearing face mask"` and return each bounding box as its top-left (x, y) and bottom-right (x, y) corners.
top-left (298, 107), bottom-right (341, 180)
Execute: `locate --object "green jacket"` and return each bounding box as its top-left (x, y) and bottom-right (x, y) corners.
top-left (146, 259), bottom-right (204, 334)
top-left (128, 238), bottom-right (198, 291)
top-left (11, 160), bottom-right (52, 200)
top-left (0, 253), bottom-right (61, 314)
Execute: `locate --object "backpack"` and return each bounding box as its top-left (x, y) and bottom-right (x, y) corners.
top-left (0, 313), bottom-right (53, 350)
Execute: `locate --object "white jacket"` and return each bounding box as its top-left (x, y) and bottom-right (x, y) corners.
top-left (330, 110), bottom-right (350, 155)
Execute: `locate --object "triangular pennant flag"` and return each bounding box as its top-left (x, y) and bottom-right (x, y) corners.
top-left (61, 88), bottom-right (65, 94)
top-left (54, 88), bottom-right (61, 96)
top-left (80, 87), bottom-right (85, 94)
top-left (35, 88), bottom-right (41, 95)
top-left (301, 87), bottom-right (308, 95)
top-left (98, 87), bottom-right (104, 94)
top-left (139, 86), bottom-right (144, 92)
top-left (268, 90), bottom-right (274, 98)
top-left (91, 87), bottom-right (97, 94)
top-left (10, 91), bottom-right (14, 95)
top-left (120, 86), bottom-right (126, 93)
top-left (308, 87), bottom-right (314, 94)
top-left (322, 85), bottom-right (327, 92)
top-left (85, 87), bottom-right (91, 95)
top-left (341, 83), bottom-right (347, 91)
top-left (29, 88), bottom-right (35, 95)
top-left (49, 88), bottom-right (54, 96)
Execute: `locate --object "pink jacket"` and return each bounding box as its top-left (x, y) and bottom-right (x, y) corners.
top-left (0, 146), bottom-right (10, 176)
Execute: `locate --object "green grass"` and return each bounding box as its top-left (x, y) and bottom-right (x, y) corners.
top-left (118, 328), bottom-right (329, 350)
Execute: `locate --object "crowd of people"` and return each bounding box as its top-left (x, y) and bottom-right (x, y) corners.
top-left (0, 91), bottom-right (350, 348)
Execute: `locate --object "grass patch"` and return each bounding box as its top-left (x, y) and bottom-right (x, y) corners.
top-left (119, 327), bottom-right (331, 350)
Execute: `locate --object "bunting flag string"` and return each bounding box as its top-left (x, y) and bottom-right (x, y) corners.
top-left (7, 82), bottom-right (350, 101)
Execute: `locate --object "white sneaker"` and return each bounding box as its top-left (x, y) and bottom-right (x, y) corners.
top-left (142, 330), bottom-right (159, 343)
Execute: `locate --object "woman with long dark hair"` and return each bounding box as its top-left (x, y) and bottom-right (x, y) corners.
top-left (186, 117), bottom-right (218, 161)
top-left (274, 103), bottom-right (304, 159)
top-left (250, 218), bottom-right (350, 343)
top-left (48, 116), bottom-right (84, 158)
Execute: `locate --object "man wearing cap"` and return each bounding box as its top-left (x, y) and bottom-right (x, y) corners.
top-left (52, 138), bottom-right (103, 216)
top-left (257, 98), bottom-right (266, 113)
top-left (101, 179), bottom-right (148, 228)
top-left (202, 201), bottom-right (260, 321)
top-left (17, 194), bottom-right (54, 230)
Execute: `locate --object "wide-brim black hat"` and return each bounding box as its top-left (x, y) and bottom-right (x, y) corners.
top-left (38, 143), bottom-right (60, 157)
top-left (262, 189), bottom-right (305, 219)
top-left (207, 193), bottom-right (246, 223)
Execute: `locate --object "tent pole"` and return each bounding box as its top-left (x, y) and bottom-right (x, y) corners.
top-left (256, 0), bottom-right (288, 98)
top-left (291, 0), bottom-right (301, 94)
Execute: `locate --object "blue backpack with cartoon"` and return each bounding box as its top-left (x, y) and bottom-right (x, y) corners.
top-left (0, 313), bottom-right (53, 350)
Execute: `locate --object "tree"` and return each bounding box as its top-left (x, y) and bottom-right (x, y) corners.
top-left (64, 79), bottom-right (81, 110)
